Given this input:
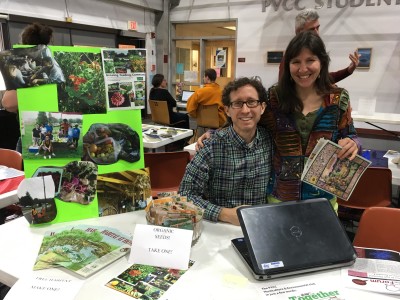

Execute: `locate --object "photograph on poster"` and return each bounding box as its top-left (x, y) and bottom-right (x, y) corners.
top-left (357, 48), bottom-right (372, 69)
top-left (54, 50), bottom-right (107, 114)
top-left (0, 45), bottom-right (64, 90)
top-left (21, 111), bottom-right (83, 159)
top-left (267, 51), bottom-right (284, 64)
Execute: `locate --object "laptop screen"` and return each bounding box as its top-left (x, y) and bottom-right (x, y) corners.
top-left (181, 90), bottom-right (194, 102)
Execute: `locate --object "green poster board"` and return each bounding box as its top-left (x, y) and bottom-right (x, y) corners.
top-left (16, 45), bottom-right (145, 225)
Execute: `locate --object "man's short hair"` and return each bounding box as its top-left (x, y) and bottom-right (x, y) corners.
top-left (295, 8), bottom-right (319, 34)
top-left (204, 68), bottom-right (217, 81)
top-left (222, 77), bottom-right (267, 107)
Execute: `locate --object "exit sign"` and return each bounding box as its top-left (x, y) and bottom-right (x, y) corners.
top-left (128, 21), bottom-right (137, 31)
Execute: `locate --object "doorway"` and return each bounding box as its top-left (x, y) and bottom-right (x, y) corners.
top-left (171, 20), bottom-right (236, 96)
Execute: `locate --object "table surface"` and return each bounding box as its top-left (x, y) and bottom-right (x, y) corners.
top-left (352, 112), bottom-right (400, 125)
top-left (176, 102), bottom-right (187, 108)
top-left (142, 124), bottom-right (193, 149)
top-left (0, 210), bottom-right (396, 299)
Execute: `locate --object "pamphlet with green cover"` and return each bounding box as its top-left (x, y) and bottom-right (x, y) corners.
top-left (106, 261), bottom-right (194, 299)
top-left (34, 225), bottom-right (131, 277)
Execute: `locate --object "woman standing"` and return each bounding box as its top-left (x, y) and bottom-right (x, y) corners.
top-left (263, 31), bottom-right (360, 209)
top-left (1, 23), bottom-right (55, 153)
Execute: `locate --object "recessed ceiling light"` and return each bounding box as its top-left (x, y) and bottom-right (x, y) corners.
top-left (223, 26), bottom-right (236, 31)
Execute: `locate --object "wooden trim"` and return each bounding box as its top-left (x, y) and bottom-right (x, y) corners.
top-left (356, 128), bottom-right (400, 140)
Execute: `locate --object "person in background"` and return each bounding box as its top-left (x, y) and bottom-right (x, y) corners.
top-left (1, 22), bottom-right (55, 153)
top-left (7, 64), bottom-right (26, 88)
top-left (186, 68), bottom-right (227, 127)
top-left (149, 73), bottom-right (190, 129)
top-left (45, 122), bottom-right (53, 135)
top-left (30, 56), bottom-right (65, 85)
top-left (31, 123), bottom-right (41, 146)
top-left (72, 124), bottom-right (81, 149)
top-left (36, 134), bottom-right (55, 159)
top-left (179, 77), bottom-right (272, 226)
top-left (60, 118), bottom-right (69, 137)
top-left (278, 8), bottom-right (360, 83)
top-left (39, 124), bottom-right (47, 141)
top-left (67, 124), bottom-right (73, 145)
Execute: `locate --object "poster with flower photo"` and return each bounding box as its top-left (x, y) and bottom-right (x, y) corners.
top-left (101, 48), bottom-right (147, 110)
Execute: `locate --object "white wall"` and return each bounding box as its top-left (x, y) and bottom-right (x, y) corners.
top-left (171, 0), bottom-right (400, 131)
top-left (0, 0), bottom-right (158, 33)
top-left (0, 0), bottom-right (159, 113)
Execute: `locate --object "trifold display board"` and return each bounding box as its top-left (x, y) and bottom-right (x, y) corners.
top-left (7, 45), bottom-right (149, 225)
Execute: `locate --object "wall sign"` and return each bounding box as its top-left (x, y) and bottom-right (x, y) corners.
top-left (261, 0), bottom-right (400, 12)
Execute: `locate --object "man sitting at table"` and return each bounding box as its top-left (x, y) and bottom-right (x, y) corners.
top-left (186, 68), bottom-right (227, 127)
top-left (178, 77), bottom-right (272, 225)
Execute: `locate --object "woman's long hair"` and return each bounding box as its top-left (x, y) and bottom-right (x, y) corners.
top-left (278, 31), bottom-right (332, 114)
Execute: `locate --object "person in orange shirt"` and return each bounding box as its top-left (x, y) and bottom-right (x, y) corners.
top-left (186, 68), bottom-right (227, 127)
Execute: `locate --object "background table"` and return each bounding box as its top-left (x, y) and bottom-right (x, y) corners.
top-left (142, 124), bottom-right (193, 150)
top-left (0, 210), bottom-right (397, 299)
top-left (176, 102), bottom-right (187, 112)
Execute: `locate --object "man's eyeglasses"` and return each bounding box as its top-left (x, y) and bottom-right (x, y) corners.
top-left (229, 100), bottom-right (260, 109)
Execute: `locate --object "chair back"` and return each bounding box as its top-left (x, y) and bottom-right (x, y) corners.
top-left (196, 104), bottom-right (220, 129)
top-left (338, 167), bottom-right (392, 209)
top-left (353, 207), bottom-right (400, 252)
top-left (149, 100), bottom-right (171, 126)
top-left (0, 148), bottom-right (23, 170)
top-left (144, 151), bottom-right (191, 198)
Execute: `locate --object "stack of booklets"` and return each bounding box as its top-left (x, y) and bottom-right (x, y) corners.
top-left (301, 139), bottom-right (371, 201)
top-left (33, 225), bottom-right (131, 277)
top-left (145, 194), bottom-right (204, 244)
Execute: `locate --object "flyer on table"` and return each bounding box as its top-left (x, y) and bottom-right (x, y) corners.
top-left (260, 279), bottom-right (349, 299)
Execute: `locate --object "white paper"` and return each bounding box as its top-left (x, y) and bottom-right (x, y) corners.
top-left (260, 279), bottom-right (349, 299)
top-left (4, 274), bottom-right (84, 300)
top-left (183, 71), bottom-right (197, 83)
top-left (0, 167), bottom-right (24, 180)
top-left (383, 150), bottom-right (400, 159)
top-left (341, 247), bottom-right (400, 295)
top-left (129, 224), bottom-right (193, 270)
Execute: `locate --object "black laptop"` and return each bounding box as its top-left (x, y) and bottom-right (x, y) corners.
top-left (232, 198), bottom-right (356, 280)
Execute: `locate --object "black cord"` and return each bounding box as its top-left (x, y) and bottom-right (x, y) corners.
top-left (365, 122), bottom-right (400, 139)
